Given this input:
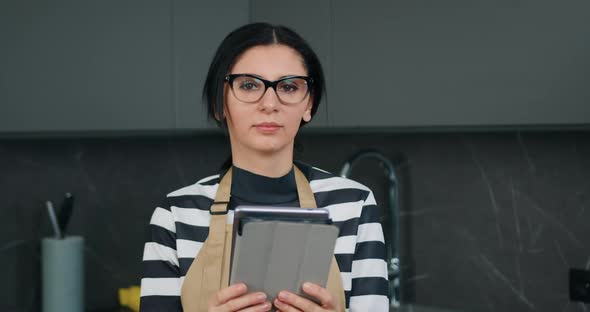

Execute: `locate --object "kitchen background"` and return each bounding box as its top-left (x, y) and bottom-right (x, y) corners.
top-left (1, 1), bottom-right (589, 312)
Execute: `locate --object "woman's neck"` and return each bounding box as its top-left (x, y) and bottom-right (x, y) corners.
top-left (230, 145), bottom-right (294, 178)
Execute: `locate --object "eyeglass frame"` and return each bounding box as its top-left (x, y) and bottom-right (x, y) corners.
top-left (224, 73), bottom-right (314, 104)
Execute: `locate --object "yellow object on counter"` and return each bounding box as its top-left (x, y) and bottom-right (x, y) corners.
top-left (118, 286), bottom-right (141, 312)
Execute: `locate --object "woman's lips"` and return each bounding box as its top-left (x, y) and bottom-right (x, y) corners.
top-left (254, 122), bottom-right (282, 133)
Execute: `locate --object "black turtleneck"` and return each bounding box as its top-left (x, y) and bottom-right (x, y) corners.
top-left (226, 164), bottom-right (300, 210)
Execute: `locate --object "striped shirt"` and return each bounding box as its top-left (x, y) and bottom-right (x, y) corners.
top-left (140, 161), bottom-right (389, 311)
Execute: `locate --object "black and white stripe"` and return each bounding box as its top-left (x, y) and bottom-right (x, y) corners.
top-left (140, 163), bottom-right (389, 312)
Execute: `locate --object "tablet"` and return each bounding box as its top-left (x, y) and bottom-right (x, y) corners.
top-left (232, 205), bottom-right (332, 236)
top-left (230, 206), bottom-right (340, 306)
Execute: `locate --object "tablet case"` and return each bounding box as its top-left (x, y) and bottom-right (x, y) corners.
top-left (229, 220), bottom-right (340, 305)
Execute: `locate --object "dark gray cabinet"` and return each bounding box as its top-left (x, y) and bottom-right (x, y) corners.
top-left (2, 1), bottom-right (588, 134)
top-left (0, 0), bottom-right (248, 134)
top-left (0, 0), bottom-right (174, 133)
top-left (251, 0), bottom-right (590, 129)
top-left (331, 0), bottom-right (590, 128)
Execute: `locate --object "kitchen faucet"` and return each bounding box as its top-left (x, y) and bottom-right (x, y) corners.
top-left (339, 149), bottom-right (401, 308)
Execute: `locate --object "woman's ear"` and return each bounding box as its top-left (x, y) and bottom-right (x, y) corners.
top-left (218, 105), bottom-right (228, 121)
top-left (215, 85), bottom-right (229, 121)
top-left (302, 110), bottom-right (312, 122)
top-left (213, 106), bottom-right (226, 122)
top-left (302, 99), bottom-right (313, 122)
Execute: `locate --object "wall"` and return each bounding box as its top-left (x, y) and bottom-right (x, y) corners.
top-left (1, 131), bottom-right (588, 311)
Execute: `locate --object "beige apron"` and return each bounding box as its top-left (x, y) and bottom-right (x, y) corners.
top-left (180, 165), bottom-right (346, 311)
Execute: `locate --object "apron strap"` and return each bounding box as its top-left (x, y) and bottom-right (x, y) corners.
top-left (181, 168), bottom-right (233, 311)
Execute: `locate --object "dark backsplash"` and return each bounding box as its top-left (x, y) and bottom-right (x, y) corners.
top-left (1, 131), bottom-right (589, 312)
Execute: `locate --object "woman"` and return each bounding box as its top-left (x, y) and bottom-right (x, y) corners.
top-left (140, 23), bottom-right (389, 312)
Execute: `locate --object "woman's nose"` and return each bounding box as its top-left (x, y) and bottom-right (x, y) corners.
top-left (258, 87), bottom-right (281, 111)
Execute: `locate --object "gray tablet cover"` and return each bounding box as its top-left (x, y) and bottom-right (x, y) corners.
top-left (230, 220), bottom-right (340, 304)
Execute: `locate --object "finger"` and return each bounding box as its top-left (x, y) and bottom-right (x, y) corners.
top-left (209, 283), bottom-right (248, 306)
top-left (222, 292), bottom-right (267, 311)
top-left (302, 282), bottom-right (335, 308)
top-left (276, 291), bottom-right (317, 312)
top-left (239, 300), bottom-right (272, 312)
top-left (274, 298), bottom-right (303, 312)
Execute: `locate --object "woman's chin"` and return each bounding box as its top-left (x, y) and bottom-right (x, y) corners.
top-left (249, 139), bottom-right (289, 154)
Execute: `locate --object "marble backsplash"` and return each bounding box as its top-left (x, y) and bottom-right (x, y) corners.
top-left (0, 131), bottom-right (588, 311)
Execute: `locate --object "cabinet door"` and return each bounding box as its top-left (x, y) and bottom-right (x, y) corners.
top-left (249, 0), bottom-right (331, 128)
top-left (173, 0), bottom-right (249, 130)
top-left (331, 0), bottom-right (590, 128)
top-left (0, 0), bottom-right (174, 133)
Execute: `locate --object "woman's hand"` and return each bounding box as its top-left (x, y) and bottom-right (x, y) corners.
top-left (208, 283), bottom-right (271, 312)
top-left (273, 282), bottom-right (341, 312)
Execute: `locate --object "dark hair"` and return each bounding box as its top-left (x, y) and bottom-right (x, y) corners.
top-left (203, 23), bottom-right (325, 128)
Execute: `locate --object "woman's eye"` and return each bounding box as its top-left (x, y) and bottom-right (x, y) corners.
top-left (239, 81), bottom-right (260, 91)
top-left (280, 84), bottom-right (298, 93)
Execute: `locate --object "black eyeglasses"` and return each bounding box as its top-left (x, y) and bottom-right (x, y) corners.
top-left (225, 74), bottom-right (313, 105)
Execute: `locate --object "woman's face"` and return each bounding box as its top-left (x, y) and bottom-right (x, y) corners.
top-left (224, 44), bottom-right (313, 156)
